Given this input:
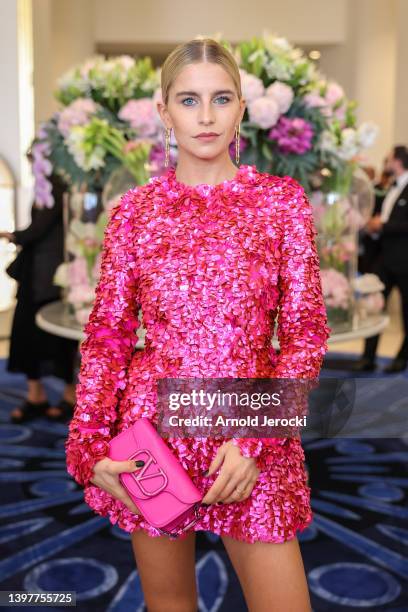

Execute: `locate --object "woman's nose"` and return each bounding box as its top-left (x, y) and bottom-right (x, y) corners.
top-left (198, 103), bottom-right (215, 124)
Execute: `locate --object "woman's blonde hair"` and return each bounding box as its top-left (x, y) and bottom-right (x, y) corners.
top-left (160, 38), bottom-right (242, 105)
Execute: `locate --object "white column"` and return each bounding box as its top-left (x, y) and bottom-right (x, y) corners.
top-left (351, 0), bottom-right (397, 168)
top-left (0, 0), bottom-right (34, 228)
top-left (319, 0), bottom-right (398, 170)
top-left (394, 0), bottom-right (408, 144)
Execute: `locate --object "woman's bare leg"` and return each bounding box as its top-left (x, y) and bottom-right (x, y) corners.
top-left (131, 529), bottom-right (198, 612)
top-left (221, 534), bottom-right (311, 612)
top-left (27, 379), bottom-right (47, 402)
top-left (11, 379), bottom-right (48, 419)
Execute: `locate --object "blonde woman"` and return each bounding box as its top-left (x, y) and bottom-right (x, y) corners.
top-left (66, 38), bottom-right (330, 611)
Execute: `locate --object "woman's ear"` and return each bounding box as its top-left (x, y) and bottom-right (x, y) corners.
top-left (156, 101), bottom-right (171, 130)
top-left (239, 98), bottom-right (246, 123)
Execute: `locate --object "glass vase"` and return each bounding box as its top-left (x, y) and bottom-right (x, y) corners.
top-left (59, 187), bottom-right (105, 325)
top-left (311, 190), bottom-right (359, 333)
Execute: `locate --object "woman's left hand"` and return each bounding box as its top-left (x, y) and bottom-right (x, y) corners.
top-left (201, 440), bottom-right (260, 505)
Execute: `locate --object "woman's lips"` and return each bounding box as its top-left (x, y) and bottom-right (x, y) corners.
top-left (195, 134), bottom-right (220, 141)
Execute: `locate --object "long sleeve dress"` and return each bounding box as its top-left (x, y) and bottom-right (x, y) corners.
top-left (65, 163), bottom-right (331, 543)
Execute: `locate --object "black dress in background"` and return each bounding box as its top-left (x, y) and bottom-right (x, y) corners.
top-left (7, 174), bottom-right (78, 383)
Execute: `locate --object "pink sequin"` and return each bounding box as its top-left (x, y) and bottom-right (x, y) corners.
top-left (65, 163), bottom-right (331, 543)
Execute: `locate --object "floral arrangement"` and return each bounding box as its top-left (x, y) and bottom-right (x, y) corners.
top-left (32, 55), bottom-right (167, 208)
top-left (229, 34), bottom-right (378, 193)
top-left (352, 273), bottom-right (385, 320)
top-left (33, 36), bottom-right (379, 207)
top-left (32, 55), bottom-right (169, 322)
top-left (32, 36), bottom-right (378, 329)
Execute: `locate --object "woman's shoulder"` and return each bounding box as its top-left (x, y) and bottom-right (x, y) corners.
top-left (255, 169), bottom-right (305, 197)
top-left (252, 169), bottom-right (309, 219)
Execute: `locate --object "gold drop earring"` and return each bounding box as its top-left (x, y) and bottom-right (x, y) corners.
top-left (164, 127), bottom-right (172, 167)
top-left (235, 124), bottom-right (241, 165)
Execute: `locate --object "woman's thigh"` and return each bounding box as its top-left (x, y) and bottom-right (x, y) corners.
top-left (130, 528), bottom-right (198, 612)
top-left (221, 534), bottom-right (312, 612)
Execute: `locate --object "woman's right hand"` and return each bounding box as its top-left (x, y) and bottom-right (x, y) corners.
top-left (90, 457), bottom-right (143, 515)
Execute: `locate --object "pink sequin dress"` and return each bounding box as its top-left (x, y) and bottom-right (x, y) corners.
top-left (65, 163), bottom-right (331, 543)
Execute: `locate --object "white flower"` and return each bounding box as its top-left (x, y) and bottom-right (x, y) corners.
top-left (273, 37), bottom-right (291, 51)
top-left (239, 70), bottom-right (264, 103)
top-left (319, 130), bottom-right (338, 154)
top-left (54, 263), bottom-right (69, 288)
top-left (247, 49), bottom-right (266, 65)
top-left (264, 58), bottom-right (293, 82)
top-left (357, 122), bottom-right (379, 149)
top-left (263, 33), bottom-right (291, 53)
top-left (248, 96), bottom-right (280, 129)
top-left (66, 127), bottom-right (105, 171)
top-left (352, 273), bottom-right (385, 294)
top-left (338, 128), bottom-right (358, 160)
top-left (342, 128), bottom-right (358, 147)
top-left (265, 81), bottom-right (294, 113)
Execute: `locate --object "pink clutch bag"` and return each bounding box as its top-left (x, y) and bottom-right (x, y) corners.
top-left (108, 418), bottom-right (203, 539)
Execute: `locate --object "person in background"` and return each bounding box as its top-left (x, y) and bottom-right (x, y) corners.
top-left (358, 162), bottom-right (394, 275)
top-left (0, 151), bottom-right (78, 422)
top-left (353, 145), bottom-right (408, 373)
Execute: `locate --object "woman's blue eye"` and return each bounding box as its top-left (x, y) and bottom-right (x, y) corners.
top-left (181, 96), bottom-right (231, 106)
top-left (215, 96), bottom-right (230, 104)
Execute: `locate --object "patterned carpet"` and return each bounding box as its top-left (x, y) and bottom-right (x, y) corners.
top-left (0, 353), bottom-right (407, 611)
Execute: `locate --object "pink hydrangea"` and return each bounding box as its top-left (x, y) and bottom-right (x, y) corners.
top-left (265, 82), bottom-right (294, 113)
top-left (68, 257), bottom-right (89, 287)
top-left (118, 98), bottom-right (158, 137)
top-left (303, 92), bottom-right (331, 117)
top-left (57, 98), bottom-right (98, 138)
top-left (321, 268), bottom-right (351, 310)
top-left (268, 117), bottom-right (314, 154)
top-left (325, 82), bottom-right (344, 106)
top-left (248, 97), bottom-right (280, 129)
top-left (68, 285), bottom-right (95, 306)
top-left (239, 70), bottom-right (265, 103)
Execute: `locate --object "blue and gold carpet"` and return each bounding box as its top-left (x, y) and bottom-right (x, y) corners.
top-left (0, 353), bottom-right (407, 611)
